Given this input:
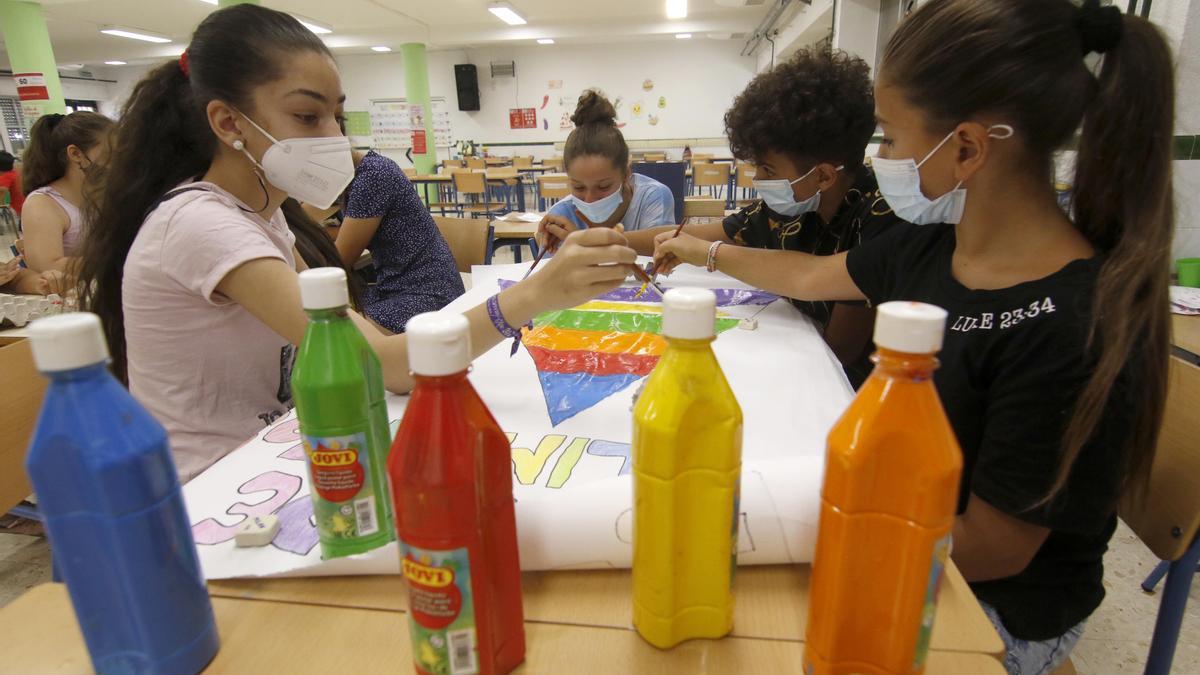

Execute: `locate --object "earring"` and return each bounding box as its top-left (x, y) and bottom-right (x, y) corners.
top-left (233, 139), bottom-right (245, 151)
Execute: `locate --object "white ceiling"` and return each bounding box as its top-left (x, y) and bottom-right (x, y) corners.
top-left (0, 0), bottom-right (773, 70)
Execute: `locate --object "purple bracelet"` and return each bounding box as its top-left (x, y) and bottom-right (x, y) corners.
top-left (487, 294), bottom-right (530, 356)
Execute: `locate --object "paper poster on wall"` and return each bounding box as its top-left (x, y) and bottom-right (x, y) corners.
top-left (648, 114), bottom-right (660, 127)
top-left (642, 79), bottom-right (654, 91)
top-left (370, 98), bottom-right (454, 150)
top-left (548, 79), bottom-right (563, 90)
top-left (540, 95), bottom-right (549, 110)
top-left (658, 96), bottom-right (667, 109)
top-left (559, 112), bottom-right (573, 131)
top-left (14, 73), bottom-right (49, 128)
top-left (509, 107), bottom-right (537, 129)
top-left (631, 102), bottom-right (643, 118)
top-left (182, 263), bottom-right (854, 579)
top-left (412, 129), bottom-right (427, 155)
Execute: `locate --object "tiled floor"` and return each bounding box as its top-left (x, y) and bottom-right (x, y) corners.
top-left (1, 518), bottom-right (1196, 672)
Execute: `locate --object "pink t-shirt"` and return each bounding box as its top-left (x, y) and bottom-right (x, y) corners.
top-left (123, 182), bottom-right (297, 482)
top-left (26, 186), bottom-right (84, 255)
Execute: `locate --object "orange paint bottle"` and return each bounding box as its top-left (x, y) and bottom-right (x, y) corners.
top-left (804, 302), bottom-right (963, 674)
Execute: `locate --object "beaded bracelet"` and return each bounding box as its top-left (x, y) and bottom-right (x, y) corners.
top-left (706, 240), bottom-right (724, 273)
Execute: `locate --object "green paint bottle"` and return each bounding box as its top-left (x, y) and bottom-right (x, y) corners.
top-left (291, 268), bottom-right (395, 559)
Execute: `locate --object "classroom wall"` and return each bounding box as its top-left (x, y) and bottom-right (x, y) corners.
top-left (338, 39), bottom-right (757, 165)
top-left (1171, 0), bottom-right (1200, 261)
top-left (0, 68), bottom-right (122, 115)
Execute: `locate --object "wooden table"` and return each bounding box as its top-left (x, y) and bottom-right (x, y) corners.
top-left (1172, 313), bottom-right (1200, 360)
top-left (207, 563), bottom-right (1002, 657)
top-left (490, 215), bottom-right (541, 242)
top-left (5, 583), bottom-right (1005, 673)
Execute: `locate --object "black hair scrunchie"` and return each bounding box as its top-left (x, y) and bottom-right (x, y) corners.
top-left (1076, 0), bottom-right (1123, 56)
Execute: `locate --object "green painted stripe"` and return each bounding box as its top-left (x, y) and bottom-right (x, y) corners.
top-left (535, 309), bottom-right (740, 335)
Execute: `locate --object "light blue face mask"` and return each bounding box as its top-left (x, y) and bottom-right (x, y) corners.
top-left (573, 182), bottom-right (626, 224)
top-left (752, 164), bottom-right (842, 217)
top-left (872, 124), bottom-right (1014, 225)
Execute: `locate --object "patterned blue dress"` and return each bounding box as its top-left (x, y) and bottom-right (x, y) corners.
top-left (345, 151), bottom-right (465, 333)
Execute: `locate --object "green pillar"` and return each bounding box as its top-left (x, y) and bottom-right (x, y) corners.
top-left (217, 0), bottom-right (259, 6)
top-left (0, 0), bottom-right (67, 128)
top-left (401, 43), bottom-right (439, 175)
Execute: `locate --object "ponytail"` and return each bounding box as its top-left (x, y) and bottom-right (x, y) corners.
top-left (1062, 14), bottom-right (1174, 503)
top-left (76, 3), bottom-right (330, 382)
top-left (564, 90), bottom-right (629, 173)
top-left (77, 62), bottom-right (210, 382)
top-left (21, 111), bottom-right (112, 194)
top-left (882, 0), bottom-right (1174, 504)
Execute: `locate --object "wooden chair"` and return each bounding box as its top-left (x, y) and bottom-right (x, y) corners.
top-left (691, 152), bottom-right (714, 162)
top-left (451, 170), bottom-right (506, 219)
top-left (432, 216), bottom-right (490, 273)
top-left (735, 162), bottom-right (757, 203)
top-left (691, 162), bottom-right (732, 205)
top-left (537, 174), bottom-right (571, 211)
top-left (682, 197), bottom-right (725, 224)
top-left (1119, 352), bottom-right (1200, 674)
top-left (465, 157), bottom-right (486, 170)
top-left (644, 152), bottom-right (667, 162)
top-left (441, 159), bottom-right (464, 173)
top-left (512, 156), bottom-right (533, 169)
top-left (0, 338), bottom-right (46, 516)
top-left (402, 168), bottom-right (417, 179)
top-left (542, 156), bottom-right (564, 171)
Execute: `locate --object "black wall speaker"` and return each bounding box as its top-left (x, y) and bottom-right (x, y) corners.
top-left (454, 64), bottom-right (480, 112)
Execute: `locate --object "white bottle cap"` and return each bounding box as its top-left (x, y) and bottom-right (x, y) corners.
top-left (662, 287), bottom-right (718, 339)
top-left (298, 267), bottom-right (349, 310)
top-left (406, 312), bottom-right (471, 377)
top-left (28, 312), bottom-right (110, 372)
top-left (873, 301), bottom-right (948, 354)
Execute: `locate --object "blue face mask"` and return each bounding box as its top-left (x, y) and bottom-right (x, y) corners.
top-left (573, 182), bottom-right (626, 224)
top-left (752, 164), bottom-right (842, 217)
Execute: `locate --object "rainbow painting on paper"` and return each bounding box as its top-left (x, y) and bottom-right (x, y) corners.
top-left (499, 281), bottom-right (777, 425)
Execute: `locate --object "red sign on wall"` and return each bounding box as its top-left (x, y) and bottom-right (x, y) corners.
top-left (13, 73), bottom-right (48, 102)
top-left (509, 108), bottom-right (536, 130)
top-left (411, 129), bottom-right (427, 155)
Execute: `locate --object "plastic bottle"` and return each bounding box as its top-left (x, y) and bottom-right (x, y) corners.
top-left (291, 267), bottom-right (394, 559)
top-left (25, 313), bottom-right (219, 674)
top-left (390, 312), bottom-right (525, 675)
top-left (631, 287), bottom-right (743, 649)
top-left (804, 301), bottom-right (964, 674)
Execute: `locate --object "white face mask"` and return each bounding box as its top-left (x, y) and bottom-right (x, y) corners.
top-left (872, 124), bottom-right (1014, 225)
top-left (572, 182), bottom-right (626, 224)
top-left (237, 114), bottom-right (354, 210)
top-left (753, 164), bottom-right (843, 217)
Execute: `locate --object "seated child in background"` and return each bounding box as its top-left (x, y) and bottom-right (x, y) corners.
top-left (542, 49), bottom-right (900, 387)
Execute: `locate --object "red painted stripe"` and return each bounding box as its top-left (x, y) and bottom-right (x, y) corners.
top-left (527, 345), bottom-right (660, 376)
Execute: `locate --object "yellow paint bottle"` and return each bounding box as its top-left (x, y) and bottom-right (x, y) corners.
top-left (632, 288), bottom-right (743, 649)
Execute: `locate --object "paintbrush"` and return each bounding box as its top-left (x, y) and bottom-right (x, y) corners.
top-left (646, 221), bottom-right (687, 284)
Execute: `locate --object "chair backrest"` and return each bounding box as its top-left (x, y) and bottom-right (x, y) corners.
top-left (512, 156), bottom-right (533, 169)
top-left (452, 170), bottom-right (487, 194)
top-left (0, 338), bottom-right (45, 514)
top-left (1120, 354), bottom-right (1200, 561)
top-left (488, 168), bottom-right (518, 180)
top-left (644, 152), bottom-right (667, 162)
top-left (433, 216), bottom-right (490, 273)
top-left (542, 157), bottom-right (564, 171)
top-left (402, 168), bottom-right (417, 179)
top-left (632, 161), bottom-right (687, 223)
top-left (683, 197), bottom-right (726, 219)
top-left (441, 159), bottom-right (464, 172)
top-left (466, 157), bottom-right (486, 170)
top-left (538, 174), bottom-right (572, 199)
top-left (692, 162), bottom-right (731, 187)
top-left (736, 162), bottom-right (757, 188)
top-left (691, 152), bottom-right (714, 162)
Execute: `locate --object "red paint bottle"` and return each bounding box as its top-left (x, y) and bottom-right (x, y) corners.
top-left (390, 312), bottom-right (525, 675)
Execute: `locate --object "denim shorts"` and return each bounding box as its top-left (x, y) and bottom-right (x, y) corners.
top-left (980, 601), bottom-right (1087, 675)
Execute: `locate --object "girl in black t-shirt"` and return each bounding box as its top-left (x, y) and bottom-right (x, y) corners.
top-left (655, 1), bottom-right (1173, 671)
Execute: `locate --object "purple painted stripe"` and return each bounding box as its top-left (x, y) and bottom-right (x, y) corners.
top-left (497, 279), bottom-right (777, 307)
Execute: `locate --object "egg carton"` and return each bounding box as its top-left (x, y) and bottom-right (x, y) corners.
top-left (0, 293), bottom-right (68, 327)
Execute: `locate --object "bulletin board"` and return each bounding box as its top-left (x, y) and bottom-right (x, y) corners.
top-left (368, 97), bottom-right (454, 150)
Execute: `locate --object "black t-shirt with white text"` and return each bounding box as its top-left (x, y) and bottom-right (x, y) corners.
top-left (846, 222), bottom-right (1133, 641)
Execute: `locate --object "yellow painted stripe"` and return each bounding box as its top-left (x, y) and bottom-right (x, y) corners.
top-left (574, 300), bottom-right (665, 314)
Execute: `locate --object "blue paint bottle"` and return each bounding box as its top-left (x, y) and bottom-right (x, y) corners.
top-left (25, 313), bottom-right (219, 674)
